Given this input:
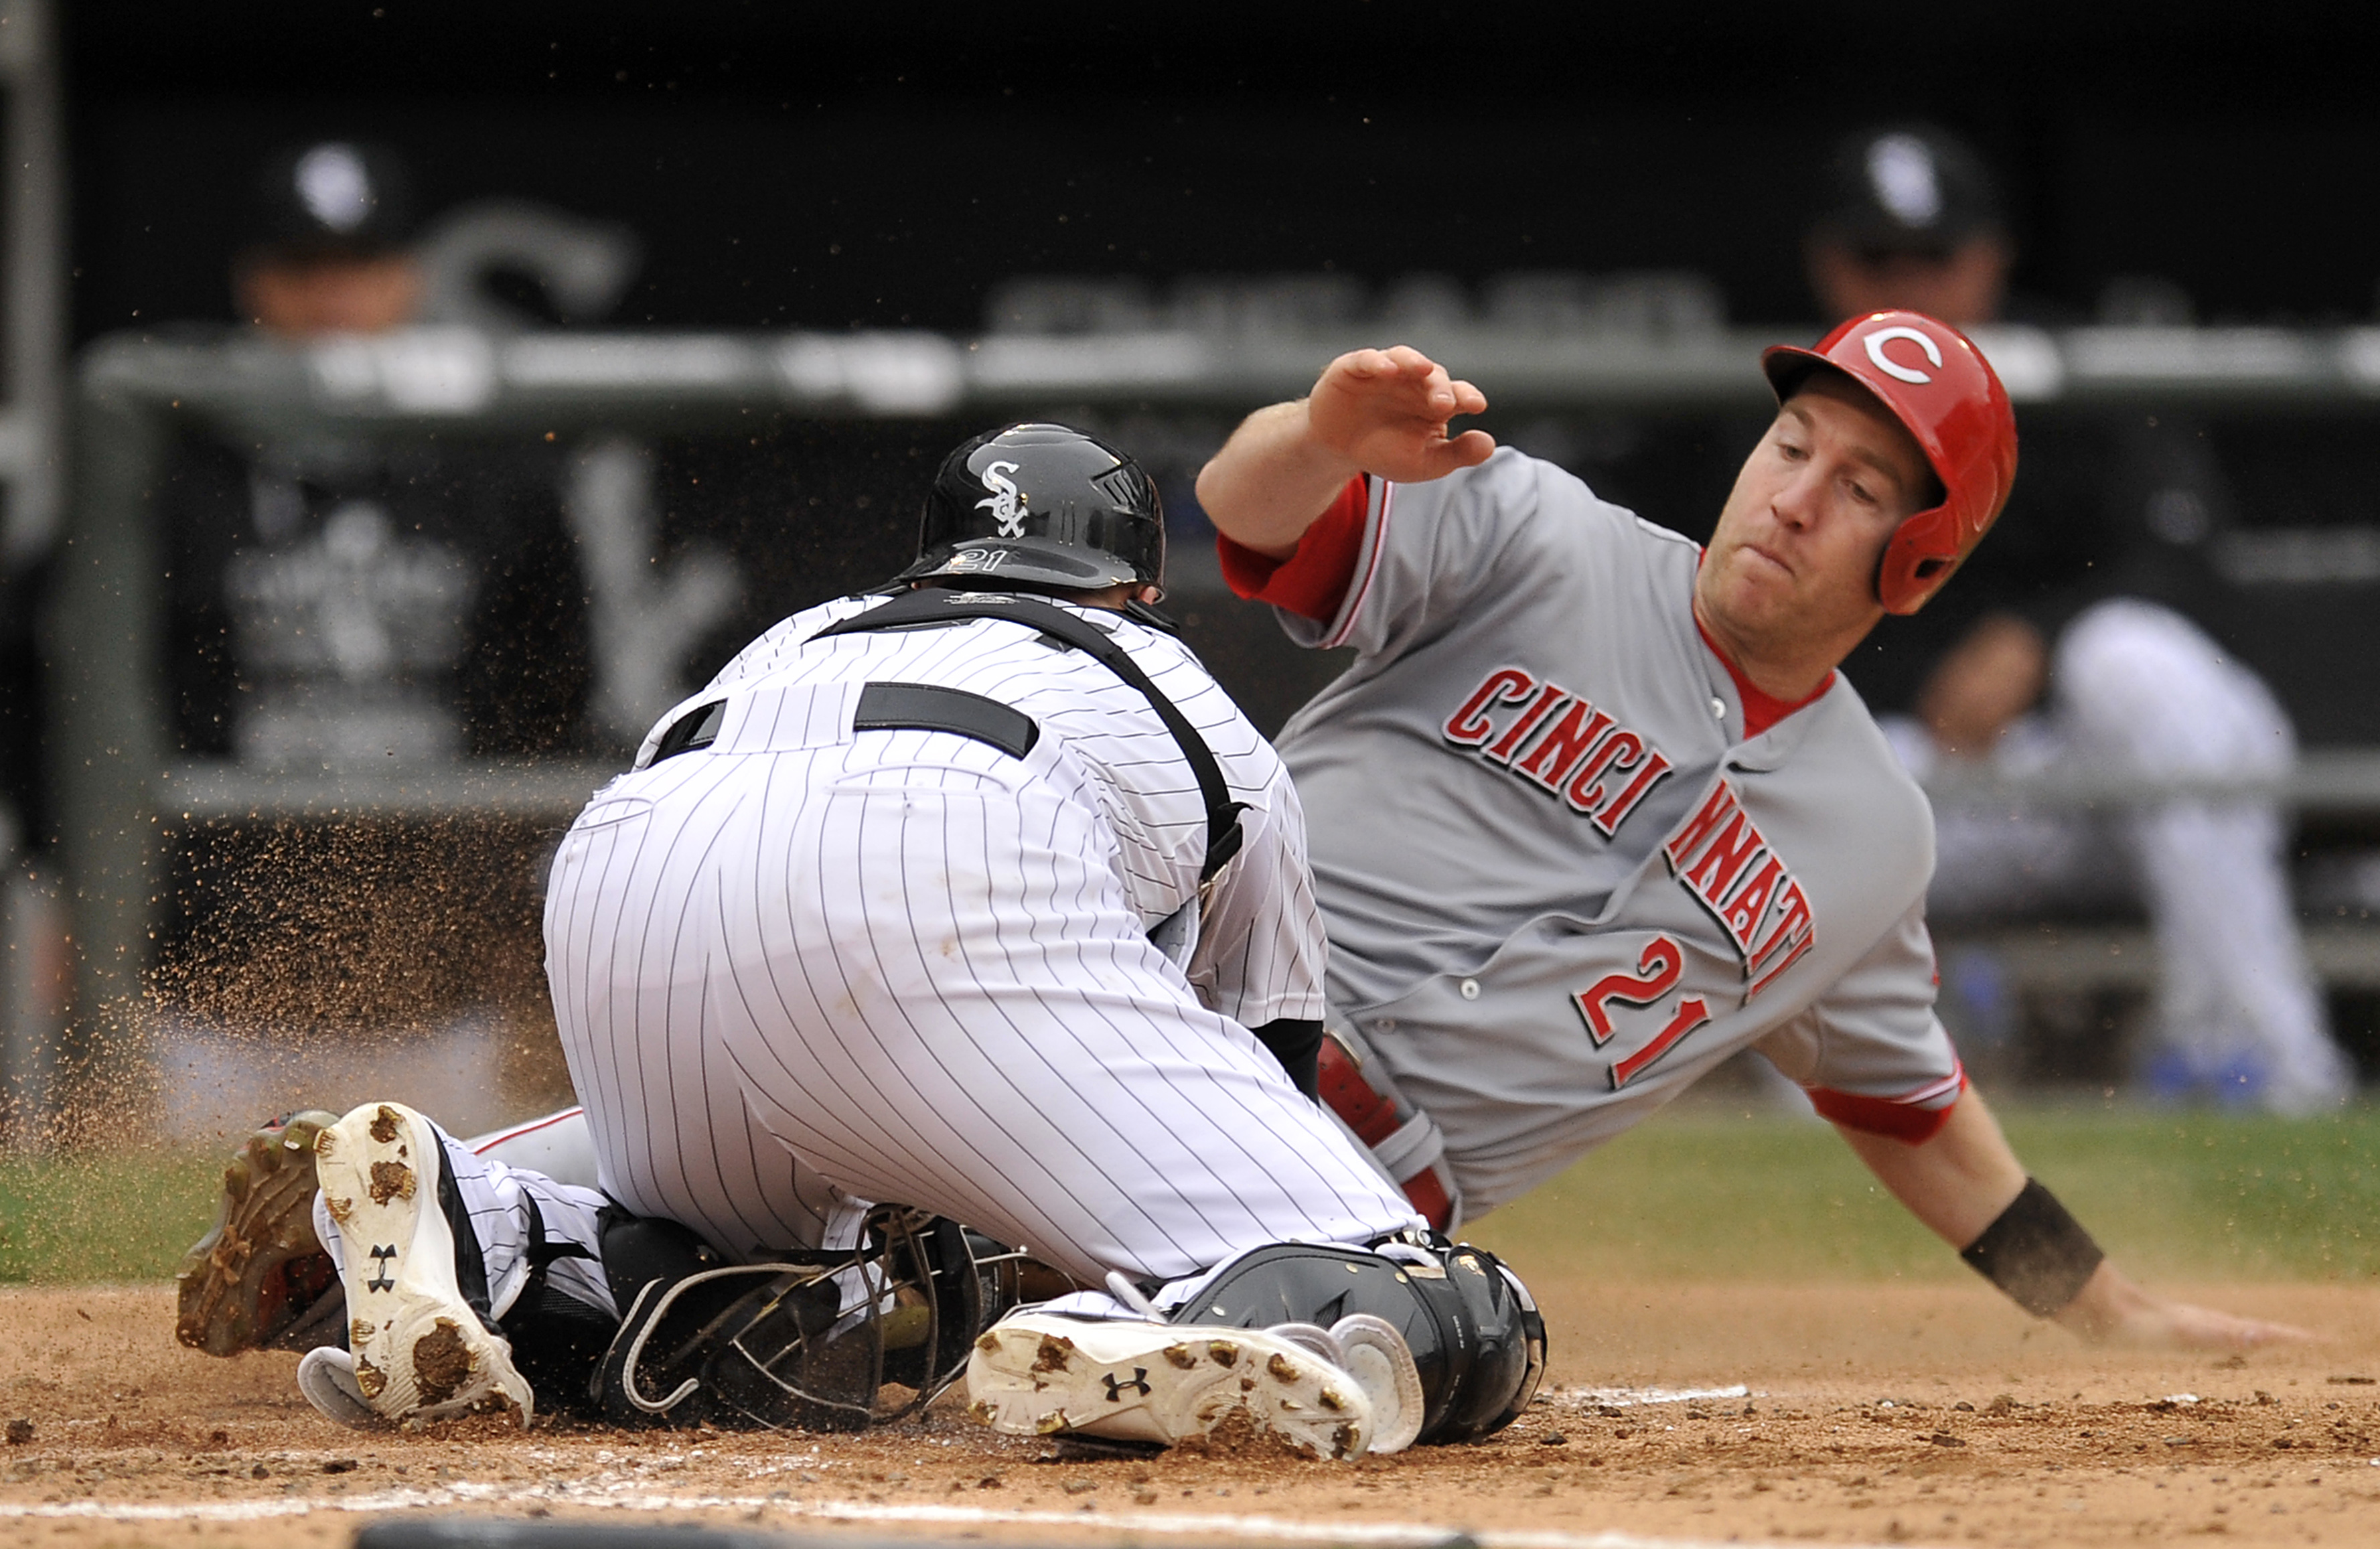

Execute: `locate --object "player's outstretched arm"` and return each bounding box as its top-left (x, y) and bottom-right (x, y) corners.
top-left (1195, 345), bottom-right (1496, 559)
top-left (1833, 1088), bottom-right (2312, 1350)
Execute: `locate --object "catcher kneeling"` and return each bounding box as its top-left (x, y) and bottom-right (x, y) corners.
top-left (174, 425), bottom-right (1543, 1459)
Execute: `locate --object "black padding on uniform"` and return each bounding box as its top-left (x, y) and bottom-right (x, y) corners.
top-left (1249, 1017), bottom-right (1324, 1100)
top-left (498, 1282), bottom-right (619, 1419)
top-left (427, 1123), bottom-right (498, 1334)
top-left (484, 1196), bottom-right (613, 1412)
top-left (595, 1207), bottom-right (721, 1318)
top-left (1172, 1238), bottom-right (1545, 1445)
top-left (854, 680), bottom-right (1039, 759)
top-left (1960, 1177), bottom-right (2105, 1317)
top-left (813, 589), bottom-right (1246, 880)
top-left (650, 699), bottom-right (725, 764)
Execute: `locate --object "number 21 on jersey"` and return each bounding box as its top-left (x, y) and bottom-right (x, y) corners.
top-left (1572, 934), bottom-right (1711, 1091)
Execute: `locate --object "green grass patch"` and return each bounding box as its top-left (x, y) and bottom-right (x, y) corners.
top-left (1, 1103), bottom-right (2376, 1284)
top-left (0, 1152), bottom-right (222, 1284)
top-left (1465, 1100), bottom-right (2380, 1284)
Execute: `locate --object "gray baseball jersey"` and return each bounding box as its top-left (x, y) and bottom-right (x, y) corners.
top-left (1254, 449), bottom-right (1961, 1217)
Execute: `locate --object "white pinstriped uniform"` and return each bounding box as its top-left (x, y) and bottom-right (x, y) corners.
top-left (542, 593), bottom-right (1419, 1286)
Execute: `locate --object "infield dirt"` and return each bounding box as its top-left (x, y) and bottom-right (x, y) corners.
top-left (2, 1280), bottom-right (2375, 1549)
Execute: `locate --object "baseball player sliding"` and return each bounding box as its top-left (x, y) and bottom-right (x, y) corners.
top-left (230, 425), bottom-right (1542, 1459)
top-left (1191, 313), bottom-right (2300, 1351)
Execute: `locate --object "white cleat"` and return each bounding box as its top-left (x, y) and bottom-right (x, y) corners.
top-left (295, 1346), bottom-right (379, 1430)
top-left (1328, 1313), bottom-right (1425, 1453)
top-left (313, 1101), bottom-right (533, 1427)
top-left (964, 1311), bottom-right (1374, 1459)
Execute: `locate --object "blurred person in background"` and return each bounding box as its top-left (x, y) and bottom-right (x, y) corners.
top-left (163, 140), bottom-right (588, 773)
top-left (1813, 123), bottom-right (2353, 1113)
top-left (236, 142), bottom-right (424, 337)
top-left (142, 141), bottom-right (602, 1109)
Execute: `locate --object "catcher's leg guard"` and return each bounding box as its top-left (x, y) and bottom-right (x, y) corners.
top-left (1169, 1236), bottom-right (1545, 1445)
top-left (591, 1206), bottom-right (1028, 1430)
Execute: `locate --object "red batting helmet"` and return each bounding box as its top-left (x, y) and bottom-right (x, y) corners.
top-left (1761, 310), bottom-right (2018, 615)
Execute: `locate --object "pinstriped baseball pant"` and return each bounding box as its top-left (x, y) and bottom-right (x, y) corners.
top-left (543, 737), bottom-right (1418, 1288)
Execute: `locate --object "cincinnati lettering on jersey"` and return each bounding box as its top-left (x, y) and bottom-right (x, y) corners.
top-left (1660, 778), bottom-right (1815, 998)
top-left (1440, 665), bottom-right (1675, 836)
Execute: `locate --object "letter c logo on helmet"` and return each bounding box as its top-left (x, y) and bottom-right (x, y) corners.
top-left (1862, 325), bottom-right (1943, 385)
top-left (1760, 311), bottom-right (2019, 615)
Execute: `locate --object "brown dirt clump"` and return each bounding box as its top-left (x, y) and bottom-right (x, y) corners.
top-left (408, 1321), bottom-right (472, 1405)
top-left (1030, 1335), bottom-right (1074, 1374)
top-left (1, 1280), bottom-right (2376, 1549)
top-left (1171, 1401), bottom-right (1324, 1463)
top-left (367, 1161), bottom-right (414, 1205)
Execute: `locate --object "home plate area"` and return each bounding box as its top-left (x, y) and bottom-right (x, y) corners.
top-left (2, 1283), bottom-right (2377, 1549)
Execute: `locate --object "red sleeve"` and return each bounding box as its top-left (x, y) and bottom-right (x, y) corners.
top-left (1804, 1068), bottom-right (1967, 1145)
top-left (1215, 475), bottom-right (1369, 623)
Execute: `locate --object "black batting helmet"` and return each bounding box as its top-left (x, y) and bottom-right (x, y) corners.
top-left (898, 423), bottom-right (1165, 594)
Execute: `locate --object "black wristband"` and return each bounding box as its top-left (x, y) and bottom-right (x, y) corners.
top-left (1959, 1178), bottom-right (2105, 1317)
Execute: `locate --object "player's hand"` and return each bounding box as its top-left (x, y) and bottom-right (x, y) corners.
top-left (1305, 346), bottom-right (1497, 485)
top-left (2053, 1262), bottom-right (2316, 1350)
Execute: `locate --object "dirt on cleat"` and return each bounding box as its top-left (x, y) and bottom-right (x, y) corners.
top-left (368, 1161), bottom-right (415, 1205)
top-left (964, 1314), bottom-right (1375, 1459)
top-left (411, 1320), bottom-right (476, 1407)
top-left (314, 1100), bottom-right (534, 1429)
top-left (173, 1112), bottom-right (345, 1357)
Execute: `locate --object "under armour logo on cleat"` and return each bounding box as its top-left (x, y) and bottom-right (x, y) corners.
top-left (1102, 1368), bottom-right (1152, 1400)
top-left (366, 1245), bottom-right (396, 1292)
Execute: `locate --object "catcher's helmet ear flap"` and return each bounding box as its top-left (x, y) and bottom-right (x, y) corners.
top-left (1761, 310), bottom-right (2018, 615)
top-left (897, 423), bottom-right (1165, 594)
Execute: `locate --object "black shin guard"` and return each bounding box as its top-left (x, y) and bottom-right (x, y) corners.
top-left (1170, 1236), bottom-right (1546, 1445)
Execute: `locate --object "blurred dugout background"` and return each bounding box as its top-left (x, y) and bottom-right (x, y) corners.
top-left (7, 1), bottom-right (2380, 1142)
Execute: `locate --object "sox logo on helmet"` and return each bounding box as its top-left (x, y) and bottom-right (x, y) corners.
top-left (975, 460), bottom-right (1027, 537)
top-left (1761, 309), bottom-right (2020, 615)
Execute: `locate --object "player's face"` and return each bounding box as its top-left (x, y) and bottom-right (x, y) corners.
top-left (1805, 236), bottom-right (2010, 328)
top-left (236, 255), bottom-right (423, 338)
top-left (1698, 374), bottom-right (1933, 658)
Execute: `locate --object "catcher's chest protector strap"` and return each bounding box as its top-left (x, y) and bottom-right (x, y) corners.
top-left (810, 589), bottom-right (1247, 881)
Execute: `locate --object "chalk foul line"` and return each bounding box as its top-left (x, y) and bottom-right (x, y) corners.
top-left (0, 1477), bottom-right (1911, 1549)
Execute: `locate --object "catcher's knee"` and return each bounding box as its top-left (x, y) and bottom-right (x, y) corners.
top-left (1172, 1236), bottom-right (1545, 1444)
